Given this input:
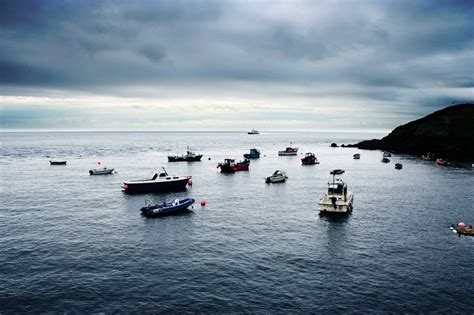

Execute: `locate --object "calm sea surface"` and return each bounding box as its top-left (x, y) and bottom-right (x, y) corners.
top-left (0, 131), bottom-right (473, 313)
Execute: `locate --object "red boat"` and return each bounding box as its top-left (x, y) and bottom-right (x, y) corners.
top-left (217, 159), bottom-right (250, 173)
top-left (436, 158), bottom-right (450, 166)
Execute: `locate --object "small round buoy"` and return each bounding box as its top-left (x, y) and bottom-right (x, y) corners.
top-left (200, 200), bottom-right (206, 207)
top-left (208, 157), bottom-right (211, 160)
top-left (188, 179), bottom-right (193, 186)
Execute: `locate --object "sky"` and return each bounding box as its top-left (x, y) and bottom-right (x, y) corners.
top-left (0, 0), bottom-right (473, 131)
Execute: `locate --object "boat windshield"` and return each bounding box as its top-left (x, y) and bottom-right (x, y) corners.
top-left (328, 183), bottom-right (344, 194)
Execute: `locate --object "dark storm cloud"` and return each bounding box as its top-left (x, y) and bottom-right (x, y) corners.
top-left (0, 0), bottom-right (472, 129)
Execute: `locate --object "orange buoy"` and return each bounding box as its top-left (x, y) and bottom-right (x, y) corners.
top-left (200, 200), bottom-right (206, 207)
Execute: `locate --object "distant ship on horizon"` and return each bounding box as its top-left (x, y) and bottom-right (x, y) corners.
top-left (248, 129), bottom-right (260, 135)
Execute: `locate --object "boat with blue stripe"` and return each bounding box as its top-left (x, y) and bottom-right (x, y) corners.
top-left (140, 198), bottom-right (195, 217)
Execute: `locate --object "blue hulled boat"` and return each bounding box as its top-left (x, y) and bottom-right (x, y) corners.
top-left (243, 148), bottom-right (260, 159)
top-left (140, 198), bottom-right (195, 217)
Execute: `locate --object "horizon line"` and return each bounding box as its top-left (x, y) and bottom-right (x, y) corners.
top-left (0, 128), bottom-right (391, 133)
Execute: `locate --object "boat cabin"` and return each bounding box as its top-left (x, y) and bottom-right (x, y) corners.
top-left (223, 159), bottom-right (236, 166)
top-left (327, 181), bottom-right (348, 196)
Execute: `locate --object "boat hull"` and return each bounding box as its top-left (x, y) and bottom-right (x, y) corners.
top-left (89, 168), bottom-right (114, 175)
top-left (450, 225), bottom-right (474, 236)
top-left (123, 177), bottom-right (191, 193)
top-left (219, 163), bottom-right (250, 173)
top-left (278, 151), bottom-right (298, 156)
top-left (319, 193), bottom-right (354, 214)
top-left (168, 155), bottom-right (203, 162)
top-left (50, 161), bottom-right (67, 165)
top-left (265, 176), bottom-right (286, 183)
top-left (301, 158), bottom-right (319, 165)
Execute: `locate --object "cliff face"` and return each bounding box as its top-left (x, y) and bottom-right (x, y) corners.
top-left (354, 104), bottom-right (474, 161)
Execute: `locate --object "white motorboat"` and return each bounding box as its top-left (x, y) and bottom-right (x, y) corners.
top-left (248, 129), bottom-right (260, 135)
top-left (89, 167), bottom-right (115, 175)
top-left (122, 167), bottom-right (191, 193)
top-left (278, 143), bottom-right (298, 156)
top-left (319, 169), bottom-right (353, 214)
top-left (265, 170), bottom-right (288, 183)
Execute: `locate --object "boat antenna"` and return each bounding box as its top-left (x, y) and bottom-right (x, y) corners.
top-left (162, 166), bottom-right (168, 176)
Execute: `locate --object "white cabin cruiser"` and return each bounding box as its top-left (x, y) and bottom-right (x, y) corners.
top-left (319, 169), bottom-right (353, 214)
top-left (265, 170), bottom-right (288, 183)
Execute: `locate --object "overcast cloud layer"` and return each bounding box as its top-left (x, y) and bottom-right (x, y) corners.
top-left (1, 0), bottom-right (473, 130)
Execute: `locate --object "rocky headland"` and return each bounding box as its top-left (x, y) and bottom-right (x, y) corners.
top-left (344, 103), bottom-right (474, 161)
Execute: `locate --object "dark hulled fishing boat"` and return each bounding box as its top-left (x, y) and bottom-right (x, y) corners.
top-left (168, 149), bottom-right (203, 162)
top-left (122, 167), bottom-right (191, 193)
top-left (50, 160), bottom-right (67, 165)
top-left (301, 152), bottom-right (319, 165)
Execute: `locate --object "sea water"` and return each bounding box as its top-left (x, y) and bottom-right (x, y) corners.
top-left (1, 131), bottom-right (473, 312)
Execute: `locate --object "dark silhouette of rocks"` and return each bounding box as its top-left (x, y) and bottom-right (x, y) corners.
top-left (347, 103), bottom-right (474, 161)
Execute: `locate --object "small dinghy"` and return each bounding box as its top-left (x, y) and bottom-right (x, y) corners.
top-left (449, 222), bottom-right (474, 236)
top-left (383, 152), bottom-right (392, 157)
top-left (140, 198), bottom-right (195, 217)
top-left (50, 160), bottom-right (67, 165)
top-left (395, 163), bottom-right (403, 170)
top-left (382, 157), bottom-right (390, 163)
top-left (265, 170), bottom-right (288, 183)
top-left (89, 167), bottom-right (115, 175)
top-left (353, 153), bottom-right (360, 159)
top-left (436, 158), bottom-right (450, 166)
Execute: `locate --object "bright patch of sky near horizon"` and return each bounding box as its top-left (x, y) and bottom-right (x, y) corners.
top-left (0, 0), bottom-right (473, 130)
